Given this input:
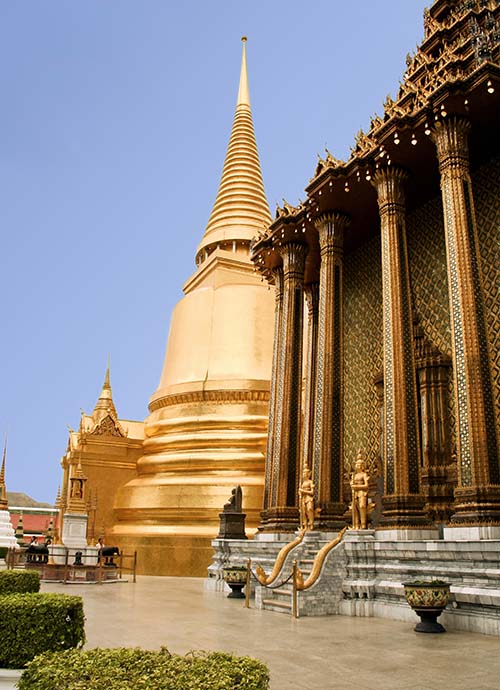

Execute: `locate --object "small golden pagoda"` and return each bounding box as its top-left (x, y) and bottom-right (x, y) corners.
top-left (108, 38), bottom-right (275, 575)
top-left (60, 365), bottom-right (144, 545)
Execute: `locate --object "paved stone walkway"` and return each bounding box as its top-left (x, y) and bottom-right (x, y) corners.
top-left (3, 576), bottom-right (500, 689)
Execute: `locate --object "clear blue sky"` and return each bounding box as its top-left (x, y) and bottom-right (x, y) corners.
top-left (0, 1), bottom-right (427, 503)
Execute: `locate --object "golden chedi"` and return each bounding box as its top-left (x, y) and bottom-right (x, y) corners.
top-left (110, 38), bottom-right (275, 576)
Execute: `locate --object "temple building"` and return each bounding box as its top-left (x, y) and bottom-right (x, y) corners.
top-left (59, 38), bottom-right (275, 576)
top-left (252, 0), bottom-right (500, 534)
top-left (214, 0), bottom-right (500, 633)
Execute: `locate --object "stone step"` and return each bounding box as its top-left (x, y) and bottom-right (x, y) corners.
top-left (262, 598), bottom-right (292, 614)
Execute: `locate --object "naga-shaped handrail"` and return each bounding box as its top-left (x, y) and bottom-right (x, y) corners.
top-left (255, 529), bottom-right (305, 585)
top-left (295, 526), bottom-right (348, 591)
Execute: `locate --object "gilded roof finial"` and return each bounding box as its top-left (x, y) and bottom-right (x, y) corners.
top-left (92, 359), bottom-right (118, 423)
top-left (104, 353), bottom-right (111, 389)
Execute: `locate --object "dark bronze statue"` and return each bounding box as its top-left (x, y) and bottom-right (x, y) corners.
top-left (217, 485), bottom-right (247, 540)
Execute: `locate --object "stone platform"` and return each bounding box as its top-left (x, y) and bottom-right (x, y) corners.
top-left (210, 529), bottom-right (500, 635)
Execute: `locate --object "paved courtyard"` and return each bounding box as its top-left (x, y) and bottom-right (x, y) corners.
top-left (4, 576), bottom-right (500, 689)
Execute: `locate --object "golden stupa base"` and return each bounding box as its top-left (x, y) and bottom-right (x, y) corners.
top-left (112, 533), bottom-right (219, 577)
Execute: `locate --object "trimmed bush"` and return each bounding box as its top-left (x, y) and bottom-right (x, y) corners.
top-left (0, 593), bottom-right (85, 668)
top-left (19, 647), bottom-right (270, 689)
top-left (0, 569), bottom-right (40, 595)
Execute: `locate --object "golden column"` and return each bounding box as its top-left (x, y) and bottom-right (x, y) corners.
top-left (313, 212), bottom-right (349, 528)
top-left (301, 282), bottom-right (319, 480)
top-left (431, 117), bottom-right (500, 525)
top-left (372, 167), bottom-right (429, 528)
top-left (262, 266), bottom-right (284, 513)
top-left (261, 241), bottom-right (308, 531)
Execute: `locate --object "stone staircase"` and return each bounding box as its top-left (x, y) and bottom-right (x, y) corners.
top-left (255, 531), bottom-right (346, 617)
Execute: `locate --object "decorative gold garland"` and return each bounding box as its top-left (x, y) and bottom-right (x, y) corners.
top-left (149, 389), bottom-right (270, 412)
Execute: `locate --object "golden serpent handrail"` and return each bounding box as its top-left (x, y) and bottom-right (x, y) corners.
top-left (296, 526), bottom-right (348, 591)
top-left (255, 530), bottom-right (305, 585)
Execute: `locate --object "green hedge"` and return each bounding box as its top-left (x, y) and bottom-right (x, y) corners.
top-left (0, 593), bottom-right (85, 668)
top-left (19, 647), bottom-right (270, 689)
top-left (0, 569), bottom-right (40, 595)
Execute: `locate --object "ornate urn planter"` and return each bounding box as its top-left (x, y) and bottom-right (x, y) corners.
top-left (222, 565), bottom-right (247, 598)
top-left (403, 580), bottom-right (450, 633)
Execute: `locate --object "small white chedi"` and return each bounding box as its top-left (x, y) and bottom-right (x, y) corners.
top-left (0, 445), bottom-right (18, 551)
top-left (0, 510), bottom-right (18, 550)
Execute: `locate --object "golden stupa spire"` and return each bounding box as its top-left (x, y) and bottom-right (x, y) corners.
top-left (0, 436), bottom-right (8, 510)
top-left (92, 357), bottom-right (118, 423)
top-left (196, 36), bottom-right (271, 259)
top-left (237, 36), bottom-right (250, 107)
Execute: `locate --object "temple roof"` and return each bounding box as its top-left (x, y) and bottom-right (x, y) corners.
top-left (196, 37), bottom-right (271, 260)
top-left (250, 0), bottom-right (500, 275)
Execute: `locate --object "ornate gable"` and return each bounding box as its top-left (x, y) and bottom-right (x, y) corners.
top-left (91, 414), bottom-right (127, 438)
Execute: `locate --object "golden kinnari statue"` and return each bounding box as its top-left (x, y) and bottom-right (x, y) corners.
top-left (350, 450), bottom-right (370, 530)
top-left (299, 466), bottom-right (315, 531)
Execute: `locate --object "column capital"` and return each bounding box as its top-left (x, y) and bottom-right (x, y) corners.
top-left (430, 116), bottom-right (471, 178)
top-left (372, 166), bottom-right (408, 210)
top-left (279, 241), bottom-right (308, 278)
top-left (314, 212), bottom-right (350, 255)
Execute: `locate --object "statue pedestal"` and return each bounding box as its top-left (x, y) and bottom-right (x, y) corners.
top-left (62, 513), bottom-right (88, 549)
top-left (216, 512), bottom-right (247, 540)
top-left (49, 544), bottom-right (99, 566)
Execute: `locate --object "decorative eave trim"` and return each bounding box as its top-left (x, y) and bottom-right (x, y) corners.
top-left (307, 64), bottom-right (500, 197)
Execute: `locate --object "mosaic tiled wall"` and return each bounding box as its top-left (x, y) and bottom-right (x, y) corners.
top-left (473, 157), bottom-right (500, 450)
top-left (343, 236), bottom-right (383, 473)
top-left (406, 198), bottom-right (451, 356)
top-left (342, 157), bottom-right (499, 480)
top-left (406, 192), bottom-right (456, 451)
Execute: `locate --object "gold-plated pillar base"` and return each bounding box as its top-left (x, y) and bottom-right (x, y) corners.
top-left (421, 465), bottom-right (456, 523)
top-left (258, 506), bottom-right (299, 532)
top-left (378, 494), bottom-right (433, 528)
top-left (318, 502), bottom-right (348, 530)
top-left (450, 486), bottom-right (500, 525)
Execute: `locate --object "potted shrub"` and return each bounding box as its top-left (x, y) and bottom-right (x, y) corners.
top-left (222, 565), bottom-right (247, 598)
top-left (402, 580), bottom-right (450, 633)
